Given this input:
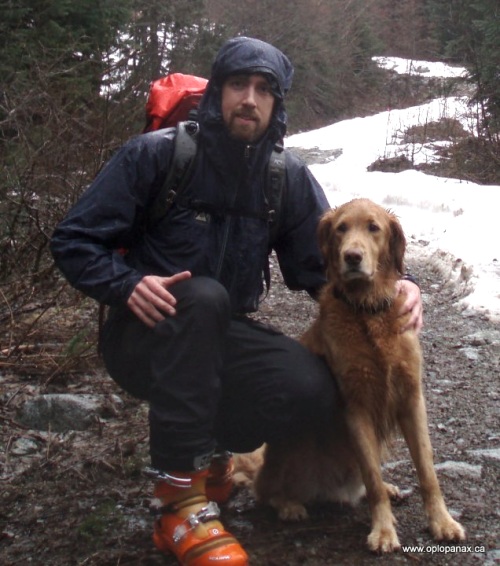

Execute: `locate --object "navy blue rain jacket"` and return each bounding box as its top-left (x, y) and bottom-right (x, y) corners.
top-left (50, 37), bottom-right (329, 313)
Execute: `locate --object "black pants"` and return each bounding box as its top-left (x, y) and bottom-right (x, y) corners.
top-left (101, 277), bottom-right (337, 471)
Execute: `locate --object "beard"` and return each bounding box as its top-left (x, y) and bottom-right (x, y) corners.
top-left (225, 111), bottom-right (268, 143)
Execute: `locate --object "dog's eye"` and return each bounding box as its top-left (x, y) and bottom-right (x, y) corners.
top-left (336, 222), bottom-right (348, 233)
top-left (368, 223), bottom-right (380, 232)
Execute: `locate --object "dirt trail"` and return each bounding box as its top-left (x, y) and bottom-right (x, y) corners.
top-left (1, 243), bottom-right (499, 565)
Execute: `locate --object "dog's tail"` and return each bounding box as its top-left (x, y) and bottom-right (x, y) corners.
top-left (233, 446), bottom-right (265, 488)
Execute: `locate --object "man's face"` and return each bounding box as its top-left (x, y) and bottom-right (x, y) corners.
top-left (221, 73), bottom-right (275, 143)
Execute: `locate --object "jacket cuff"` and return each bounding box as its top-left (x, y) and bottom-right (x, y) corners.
top-left (401, 273), bottom-right (420, 288)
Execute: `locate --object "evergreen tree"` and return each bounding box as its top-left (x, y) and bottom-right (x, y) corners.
top-left (372, 0), bottom-right (436, 59)
top-left (428, 0), bottom-right (500, 135)
top-left (0, 0), bottom-right (132, 93)
top-left (118, 0), bottom-right (223, 90)
top-left (0, 0), bottom-right (133, 283)
top-left (467, 1), bottom-right (500, 136)
top-left (426, 0), bottom-right (472, 61)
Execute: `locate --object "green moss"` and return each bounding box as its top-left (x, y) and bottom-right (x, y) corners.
top-left (77, 500), bottom-right (121, 543)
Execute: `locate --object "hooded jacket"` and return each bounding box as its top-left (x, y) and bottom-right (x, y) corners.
top-left (50, 37), bottom-right (329, 313)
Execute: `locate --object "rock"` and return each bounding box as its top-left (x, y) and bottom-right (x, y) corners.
top-left (484, 549), bottom-right (500, 565)
top-left (459, 347), bottom-right (480, 361)
top-left (435, 461), bottom-right (482, 479)
top-left (16, 394), bottom-right (123, 432)
top-left (10, 437), bottom-right (40, 456)
top-left (289, 146), bottom-right (343, 166)
top-left (467, 448), bottom-right (500, 462)
top-left (465, 329), bottom-right (500, 345)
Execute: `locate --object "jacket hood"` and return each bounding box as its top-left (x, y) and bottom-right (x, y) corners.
top-left (210, 36), bottom-right (293, 99)
top-left (197, 37), bottom-right (294, 146)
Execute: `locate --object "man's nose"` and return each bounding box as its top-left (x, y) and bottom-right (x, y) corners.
top-left (242, 86), bottom-right (257, 106)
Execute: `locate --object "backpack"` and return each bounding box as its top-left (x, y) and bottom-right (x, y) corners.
top-left (143, 73), bottom-right (286, 243)
top-left (144, 73), bottom-right (208, 132)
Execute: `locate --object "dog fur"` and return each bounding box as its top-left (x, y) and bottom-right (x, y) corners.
top-left (251, 198), bottom-right (466, 553)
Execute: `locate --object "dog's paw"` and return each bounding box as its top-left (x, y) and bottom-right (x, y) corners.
top-left (367, 525), bottom-right (401, 553)
top-left (384, 482), bottom-right (401, 500)
top-left (429, 514), bottom-right (466, 542)
top-left (272, 499), bottom-right (309, 522)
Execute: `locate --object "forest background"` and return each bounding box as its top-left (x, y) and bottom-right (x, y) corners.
top-left (1, 0), bottom-right (499, 378)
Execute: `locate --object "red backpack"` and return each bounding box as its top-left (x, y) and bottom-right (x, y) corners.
top-left (144, 73), bottom-right (208, 132)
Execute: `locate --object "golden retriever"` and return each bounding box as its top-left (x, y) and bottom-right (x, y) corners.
top-left (252, 198), bottom-right (466, 553)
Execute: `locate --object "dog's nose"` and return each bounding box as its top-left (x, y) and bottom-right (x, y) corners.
top-left (344, 249), bottom-right (363, 266)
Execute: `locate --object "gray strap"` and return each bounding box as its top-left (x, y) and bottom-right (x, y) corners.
top-left (147, 121), bottom-right (199, 227)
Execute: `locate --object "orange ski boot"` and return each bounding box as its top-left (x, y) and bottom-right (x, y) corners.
top-left (150, 469), bottom-right (248, 566)
top-left (206, 451), bottom-right (235, 504)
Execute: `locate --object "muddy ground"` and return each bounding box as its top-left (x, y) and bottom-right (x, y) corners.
top-left (1, 240), bottom-right (499, 565)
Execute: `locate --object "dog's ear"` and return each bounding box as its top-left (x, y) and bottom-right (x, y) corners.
top-left (318, 209), bottom-right (340, 281)
top-left (389, 214), bottom-right (406, 275)
top-left (317, 209), bottom-right (336, 260)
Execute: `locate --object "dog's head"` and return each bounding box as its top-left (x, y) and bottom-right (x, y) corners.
top-left (318, 198), bottom-right (406, 288)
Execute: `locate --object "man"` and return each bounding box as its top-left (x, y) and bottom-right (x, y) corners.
top-left (51, 37), bottom-right (422, 566)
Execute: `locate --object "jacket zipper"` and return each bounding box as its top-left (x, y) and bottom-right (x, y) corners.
top-left (215, 144), bottom-right (252, 280)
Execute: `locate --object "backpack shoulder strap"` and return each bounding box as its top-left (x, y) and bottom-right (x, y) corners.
top-left (263, 143), bottom-right (287, 294)
top-left (99, 121), bottom-right (198, 356)
top-left (266, 143), bottom-right (286, 245)
top-left (147, 120), bottom-right (199, 227)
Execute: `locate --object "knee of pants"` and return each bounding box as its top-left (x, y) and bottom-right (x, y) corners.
top-left (171, 276), bottom-right (231, 324)
top-left (286, 355), bottom-right (339, 427)
top-left (216, 353), bottom-right (339, 451)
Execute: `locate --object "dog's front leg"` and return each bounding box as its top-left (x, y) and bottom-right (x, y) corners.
top-left (398, 391), bottom-right (466, 542)
top-left (346, 411), bottom-right (400, 553)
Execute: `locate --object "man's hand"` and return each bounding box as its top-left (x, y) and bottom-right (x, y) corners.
top-left (127, 271), bottom-right (192, 328)
top-left (396, 279), bottom-right (423, 334)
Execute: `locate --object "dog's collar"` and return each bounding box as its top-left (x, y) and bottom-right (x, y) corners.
top-left (332, 287), bottom-right (394, 314)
